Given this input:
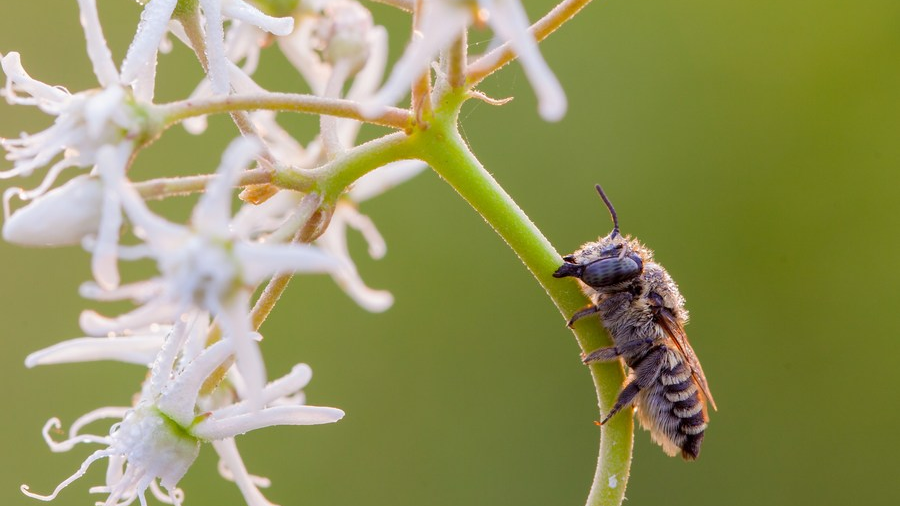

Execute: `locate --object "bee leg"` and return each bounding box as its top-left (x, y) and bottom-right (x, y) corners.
top-left (582, 338), bottom-right (654, 364)
top-left (599, 346), bottom-right (665, 425)
top-left (567, 305), bottom-right (601, 327)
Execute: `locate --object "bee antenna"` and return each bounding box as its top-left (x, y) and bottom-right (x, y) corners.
top-left (595, 184), bottom-right (620, 238)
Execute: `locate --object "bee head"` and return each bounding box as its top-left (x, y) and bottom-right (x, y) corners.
top-left (553, 185), bottom-right (646, 289)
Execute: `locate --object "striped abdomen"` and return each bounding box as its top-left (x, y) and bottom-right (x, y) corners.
top-left (636, 349), bottom-right (709, 460)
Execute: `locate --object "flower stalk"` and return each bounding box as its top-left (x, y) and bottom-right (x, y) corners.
top-left (410, 89), bottom-right (633, 506)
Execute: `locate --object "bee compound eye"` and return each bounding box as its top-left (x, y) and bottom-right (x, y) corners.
top-left (581, 256), bottom-right (642, 288)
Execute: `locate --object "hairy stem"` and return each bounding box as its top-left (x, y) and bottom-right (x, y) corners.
top-left (161, 93), bottom-right (412, 131)
top-left (134, 168), bottom-right (273, 200)
top-left (412, 91), bottom-right (633, 506)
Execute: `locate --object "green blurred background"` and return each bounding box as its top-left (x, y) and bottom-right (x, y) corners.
top-left (1, 0), bottom-right (899, 505)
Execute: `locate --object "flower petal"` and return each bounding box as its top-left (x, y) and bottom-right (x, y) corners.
top-left (234, 242), bottom-right (342, 285)
top-left (361, 2), bottom-right (469, 116)
top-left (192, 136), bottom-right (260, 236)
top-left (120, 0), bottom-right (178, 87)
top-left (482, 0), bottom-right (567, 121)
top-left (193, 405), bottom-right (345, 440)
top-left (76, 0), bottom-right (120, 86)
top-left (222, 0), bottom-right (295, 36)
top-left (25, 334), bottom-right (166, 368)
top-left (201, 0), bottom-right (229, 94)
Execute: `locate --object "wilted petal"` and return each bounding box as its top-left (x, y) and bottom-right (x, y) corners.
top-left (3, 174), bottom-right (103, 247)
top-left (193, 405), bottom-right (345, 440)
top-left (25, 334), bottom-right (166, 368)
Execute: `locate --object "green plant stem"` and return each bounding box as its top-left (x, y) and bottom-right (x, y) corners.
top-left (412, 91), bottom-right (633, 506)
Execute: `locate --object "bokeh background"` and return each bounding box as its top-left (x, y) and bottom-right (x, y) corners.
top-left (1, 1), bottom-right (899, 505)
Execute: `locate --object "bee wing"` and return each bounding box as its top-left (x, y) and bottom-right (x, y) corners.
top-left (657, 308), bottom-right (718, 411)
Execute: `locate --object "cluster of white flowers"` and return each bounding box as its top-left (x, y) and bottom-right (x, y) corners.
top-left (0, 0), bottom-right (568, 505)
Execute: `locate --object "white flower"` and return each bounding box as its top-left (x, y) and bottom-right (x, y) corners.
top-left (0, 0), bottom-right (159, 248)
top-left (22, 317), bottom-right (344, 506)
top-left (364, 0), bottom-right (566, 121)
top-left (80, 137), bottom-right (342, 405)
top-left (122, 0), bottom-right (295, 95)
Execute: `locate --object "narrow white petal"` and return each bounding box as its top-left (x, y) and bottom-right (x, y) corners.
top-left (332, 264), bottom-right (394, 312)
top-left (211, 439), bottom-right (277, 506)
top-left (157, 339), bottom-right (234, 425)
top-left (79, 299), bottom-right (178, 336)
top-left (222, 0), bottom-right (294, 36)
top-left (25, 335), bottom-right (165, 368)
top-left (216, 291), bottom-right (266, 411)
top-left (79, 278), bottom-right (164, 303)
top-left (92, 145), bottom-right (131, 290)
top-left (180, 311), bottom-right (212, 365)
top-left (362, 4), bottom-right (469, 116)
top-left (343, 205), bottom-right (386, 259)
top-left (201, 0), bottom-right (229, 94)
top-left (234, 242), bottom-right (342, 285)
top-left (277, 19), bottom-right (330, 96)
top-left (316, 213), bottom-right (393, 312)
top-left (193, 405), bottom-right (345, 440)
top-left (121, 0), bottom-right (178, 86)
top-left (212, 363), bottom-right (313, 419)
top-left (484, 0), bottom-right (567, 121)
top-left (0, 52), bottom-right (70, 106)
top-left (148, 315), bottom-right (194, 396)
top-left (132, 49), bottom-right (159, 103)
top-left (76, 0), bottom-right (120, 86)
top-left (98, 146), bottom-right (184, 244)
top-left (192, 137), bottom-right (260, 235)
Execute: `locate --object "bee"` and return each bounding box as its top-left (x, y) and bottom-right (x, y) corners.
top-left (553, 185), bottom-right (717, 460)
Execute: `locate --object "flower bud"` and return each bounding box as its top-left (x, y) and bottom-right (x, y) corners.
top-left (315, 0), bottom-right (373, 70)
top-left (3, 175), bottom-right (103, 247)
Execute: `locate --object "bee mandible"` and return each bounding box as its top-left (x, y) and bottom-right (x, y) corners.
top-left (553, 185), bottom-right (717, 460)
